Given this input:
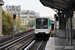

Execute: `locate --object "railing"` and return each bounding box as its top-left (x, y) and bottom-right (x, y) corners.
top-left (0, 29), bottom-right (34, 50)
top-left (0, 29), bottom-right (34, 44)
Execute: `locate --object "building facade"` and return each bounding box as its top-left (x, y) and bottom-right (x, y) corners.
top-left (20, 10), bottom-right (36, 26)
top-left (6, 5), bottom-right (21, 17)
top-left (5, 5), bottom-right (40, 27)
top-left (35, 12), bottom-right (40, 17)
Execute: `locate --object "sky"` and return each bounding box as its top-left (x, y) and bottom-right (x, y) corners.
top-left (3, 0), bottom-right (56, 18)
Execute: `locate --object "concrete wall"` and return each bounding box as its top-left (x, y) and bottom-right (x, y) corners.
top-left (0, 6), bottom-right (2, 36)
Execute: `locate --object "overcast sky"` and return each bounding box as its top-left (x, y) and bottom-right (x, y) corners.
top-left (3, 0), bottom-right (56, 18)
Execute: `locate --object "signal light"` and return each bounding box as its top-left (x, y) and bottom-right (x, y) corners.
top-left (54, 14), bottom-right (57, 18)
top-left (54, 14), bottom-right (58, 21)
top-left (13, 14), bottom-right (16, 19)
top-left (55, 16), bottom-right (56, 17)
top-left (56, 17), bottom-right (58, 21)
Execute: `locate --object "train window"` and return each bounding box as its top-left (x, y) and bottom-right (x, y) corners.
top-left (36, 18), bottom-right (41, 26)
top-left (36, 18), bottom-right (48, 29)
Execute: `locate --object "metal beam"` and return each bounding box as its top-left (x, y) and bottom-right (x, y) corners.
top-left (53, 1), bottom-right (67, 5)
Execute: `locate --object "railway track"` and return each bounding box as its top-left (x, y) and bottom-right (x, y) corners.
top-left (24, 40), bottom-right (47, 50)
top-left (0, 30), bottom-right (34, 50)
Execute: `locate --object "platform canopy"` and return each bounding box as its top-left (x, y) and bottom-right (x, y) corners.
top-left (40, 0), bottom-right (75, 11)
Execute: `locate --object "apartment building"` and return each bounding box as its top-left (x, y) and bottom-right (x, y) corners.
top-left (6, 5), bottom-right (21, 17)
top-left (20, 10), bottom-right (39, 26)
top-left (5, 5), bottom-right (40, 27)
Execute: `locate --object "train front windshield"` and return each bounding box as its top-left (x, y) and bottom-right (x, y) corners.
top-left (36, 18), bottom-right (48, 29)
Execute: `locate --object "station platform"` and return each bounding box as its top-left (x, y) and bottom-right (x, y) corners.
top-left (45, 37), bottom-right (75, 50)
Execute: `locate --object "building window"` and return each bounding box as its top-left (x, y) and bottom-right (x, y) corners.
top-left (18, 12), bottom-right (20, 14)
top-left (6, 6), bottom-right (8, 8)
top-left (15, 12), bottom-right (16, 14)
top-left (12, 9), bottom-right (15, 11)
top-left (30, 16), bottom-right (34, 18)
top-left (10, 9), bottom-right (11, 11)
top-left (16, 6), bottom-right (18, 9)
top-left (24, 16), bottom-right (27, 18)
top-left (16, 9), bottom-right (18, 11)
top-left (9, 6), bottom-right (11, 9)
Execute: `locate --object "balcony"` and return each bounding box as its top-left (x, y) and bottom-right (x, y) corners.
top-left (0, 0), bottom-right (4, 6)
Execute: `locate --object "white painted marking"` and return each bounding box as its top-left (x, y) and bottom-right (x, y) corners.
top-left (24, 40), bottom-right (36, 50)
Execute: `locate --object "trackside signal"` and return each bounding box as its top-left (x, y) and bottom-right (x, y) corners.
top-left (54, 14), bottom-right (58, 21)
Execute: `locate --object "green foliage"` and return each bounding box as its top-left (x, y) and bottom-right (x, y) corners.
top-left (15, 17), bottom-right (23, 28)
top-left (2, 10), bottom-right (13, 35)
top-left (19, 26), bottom-right (27, 30)
top-left (2, 9), bottom-right (5, 16)
top-left (2, 9), bottom-right (23, 35)
top-left (2, 9), bottom-right (18, 35)
top-left (27, 20), bottom-right (34, 28)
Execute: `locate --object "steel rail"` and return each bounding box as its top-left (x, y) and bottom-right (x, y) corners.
top-left (17, 37), bottom-right (35, 50)
top-left (0, 31), bottom-right (34, 49)
top-left (0, 31), bottom-right (34, 46)
top-left (24, 40), bottom-right (36, 50)
top-left (37, 40), bottom-right (43, 50)
top-left (26, 40), bottom-right (47, 50)
top-left (5, 33), bottom-right (34, 50)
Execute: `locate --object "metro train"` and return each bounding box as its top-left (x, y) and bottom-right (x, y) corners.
top-left (34, 17), bottom-right (51, 40)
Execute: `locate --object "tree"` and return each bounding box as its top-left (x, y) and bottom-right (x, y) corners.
top-left (27, 20), bottom-right (34, 28)
top-left (2, 10), bottom-right (13, 35)
top-left (15, 17), bottom-right (23, 28)
top-left (2, 9), bottom-right (17, 35)
top-left (19, 26), bottom-right (27, 31)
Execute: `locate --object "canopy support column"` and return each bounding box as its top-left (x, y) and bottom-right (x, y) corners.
top-left (66, 13), bottom-right (69, 41)
top-left (69, 12), bottom-right (73, 46)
